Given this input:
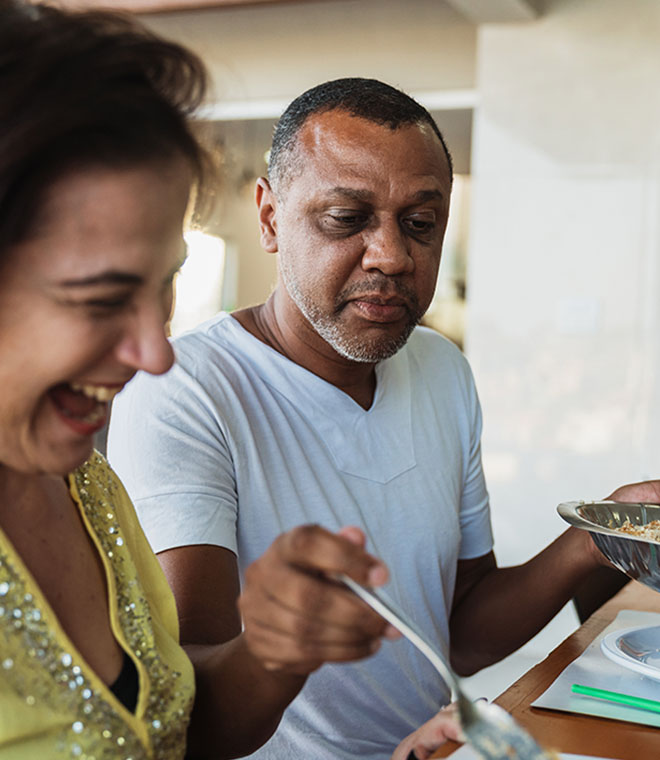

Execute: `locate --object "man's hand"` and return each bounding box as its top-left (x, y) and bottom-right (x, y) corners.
top-left (571, 480), bottom-right (660, 572)
top-left (589, 479), bottom-right (660, 569)
top-left (163, 526), bottom-right (398, 758)
top-left (390, 704), bottom-right (464, 760)
top-left (238, 524), bottom-right (397, 675)
top-left (606, 479), bottom-right (660, 504)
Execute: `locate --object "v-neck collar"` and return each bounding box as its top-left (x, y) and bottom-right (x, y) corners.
top-left (222, 315), bottom-right (416, 482)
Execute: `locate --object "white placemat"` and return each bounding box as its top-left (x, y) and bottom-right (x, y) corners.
top-left (531, 609), bottom-right (660, 727)
top-left (447, 746), bottom-right (615, 759)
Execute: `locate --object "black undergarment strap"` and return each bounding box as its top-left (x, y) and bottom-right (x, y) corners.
top-left (109, 650), bottom-right (139, 713)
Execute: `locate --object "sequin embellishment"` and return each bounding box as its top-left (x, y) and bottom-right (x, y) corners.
top-left (0, 453), bottom-right (193, 758)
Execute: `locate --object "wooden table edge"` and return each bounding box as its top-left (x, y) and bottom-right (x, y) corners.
top-left (432, 581), bottom-right (660, 759)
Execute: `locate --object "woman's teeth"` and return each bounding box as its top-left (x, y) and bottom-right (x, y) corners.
top-left (69, 383), bottom-right (121, 403)
top-left (59, 403), bottom-right (107, 425)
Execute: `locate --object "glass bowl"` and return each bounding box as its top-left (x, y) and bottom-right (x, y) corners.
top-left (557, 501), bottom-right (660, 593)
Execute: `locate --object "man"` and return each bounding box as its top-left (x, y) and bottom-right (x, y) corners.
top-left (108, 78), bottom-right (611, 759)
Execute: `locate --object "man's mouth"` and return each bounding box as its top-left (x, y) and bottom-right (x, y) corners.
top-left (347, 295), bottom-right (409, 323)
top-left (48, 382), bottom-right (123, 434)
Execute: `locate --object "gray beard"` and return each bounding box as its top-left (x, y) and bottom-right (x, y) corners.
top-left (280, 259), bottom-right (421, 363)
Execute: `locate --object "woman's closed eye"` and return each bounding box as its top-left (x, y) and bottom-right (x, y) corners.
top-left (61, 292), bottom-right (133, 318)
top-left (87, 296), bottom-right (131, 309)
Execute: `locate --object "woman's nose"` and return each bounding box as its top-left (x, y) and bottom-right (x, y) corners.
top-left (114, 309), bottom-right (175, 376)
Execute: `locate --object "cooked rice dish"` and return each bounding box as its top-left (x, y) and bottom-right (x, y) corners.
top-left (614, 518), bottom-right (660, 542)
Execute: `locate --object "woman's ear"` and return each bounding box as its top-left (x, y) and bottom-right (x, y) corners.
top-left (255, 177), bottom-right (278, 253)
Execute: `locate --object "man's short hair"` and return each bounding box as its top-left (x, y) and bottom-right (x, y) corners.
top-left (268, 77), bottom-right (453, 195)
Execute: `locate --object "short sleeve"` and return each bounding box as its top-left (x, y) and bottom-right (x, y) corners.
top-left (107, 359), bottom-right (239, 555)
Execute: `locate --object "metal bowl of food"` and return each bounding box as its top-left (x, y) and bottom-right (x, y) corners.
top-left (557, 501), bottom-right (660, 593)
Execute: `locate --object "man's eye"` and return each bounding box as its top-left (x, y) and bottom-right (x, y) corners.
top-left (320, 211), bottom-right (368, 232)
top-left (403, 217), bottom-right (436, 237)
top-left (332, 214), bottom-right (362, 224)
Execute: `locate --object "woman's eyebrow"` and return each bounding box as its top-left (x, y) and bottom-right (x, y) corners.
top-left (58, 271), bottom-right (143, 288)
top-left (59, 250), bottom-right (185, 289)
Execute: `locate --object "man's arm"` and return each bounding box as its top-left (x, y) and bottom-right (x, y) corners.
top-left (159, 527), bottom-right (394, 760)
top-left (449, 527), bottom-right (606, 676)
top-left (450, 478), bottom-right (660, 676)
top-left (159, 543), bottom-right (304, 758)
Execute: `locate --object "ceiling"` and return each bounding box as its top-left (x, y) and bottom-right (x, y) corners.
top-left (49, 0), bottom-right (336, 13)
top-left (37, 0), bottom-right (544, 21)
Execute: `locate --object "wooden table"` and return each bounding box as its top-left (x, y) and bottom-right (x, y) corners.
top-left (432, 582), bottom-right (660, 759)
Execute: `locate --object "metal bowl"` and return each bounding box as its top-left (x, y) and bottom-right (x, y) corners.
top-left (557, 501), bottom-right (660, 593)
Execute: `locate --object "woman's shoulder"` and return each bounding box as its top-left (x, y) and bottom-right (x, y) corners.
top-left (71, 450), bottom-right (131, 512)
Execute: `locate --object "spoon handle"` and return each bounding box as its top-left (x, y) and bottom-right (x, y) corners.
top-left (336, 573), bottom-right (460, 701)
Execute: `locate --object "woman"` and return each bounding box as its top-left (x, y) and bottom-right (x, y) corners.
top-left (0, 2), bottom-right (464, 758)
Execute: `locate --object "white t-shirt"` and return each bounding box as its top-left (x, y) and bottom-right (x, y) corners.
top-left (108, 312), bottom-right (493, 760)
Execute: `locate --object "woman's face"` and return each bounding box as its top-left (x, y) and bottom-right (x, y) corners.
top-left (0, 158), bottom-right (192, 476)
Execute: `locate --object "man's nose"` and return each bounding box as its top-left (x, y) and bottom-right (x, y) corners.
top-left (114, 308), bottom-right (175, 376)
top-left (361, 220), bottom-right (414, 275)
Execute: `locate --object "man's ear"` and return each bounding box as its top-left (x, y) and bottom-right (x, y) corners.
top-left (255, 177), bottom-right (278, 253)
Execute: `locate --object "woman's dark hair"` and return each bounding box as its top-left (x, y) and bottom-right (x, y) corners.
top-left (0, 0), bottom-right (209, 252)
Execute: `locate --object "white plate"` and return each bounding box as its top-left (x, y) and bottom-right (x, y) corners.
top-left (449, 746), bottom-right (616, 759)
top-left (600, 624), bottom-right (660, 681)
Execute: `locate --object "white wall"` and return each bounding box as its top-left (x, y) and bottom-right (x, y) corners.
top-left (468, 0), bottom-right (660, 565)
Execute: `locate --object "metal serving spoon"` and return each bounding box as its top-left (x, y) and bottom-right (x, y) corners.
top-left (337, 573), bottom-right (552, 760)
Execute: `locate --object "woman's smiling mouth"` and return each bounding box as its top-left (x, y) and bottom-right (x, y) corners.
top-left (48, 382), bottom-right (123, 435)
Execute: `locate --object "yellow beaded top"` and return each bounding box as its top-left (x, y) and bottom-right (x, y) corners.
top-left (0, 452), bottom-right (195, 759)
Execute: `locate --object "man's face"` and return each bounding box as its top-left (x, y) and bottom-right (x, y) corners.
top-left (262, 109), bottom-right (452, 363)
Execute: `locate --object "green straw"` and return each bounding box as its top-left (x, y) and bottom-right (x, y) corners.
top-left (572, 683), bottom-right (660, 714)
